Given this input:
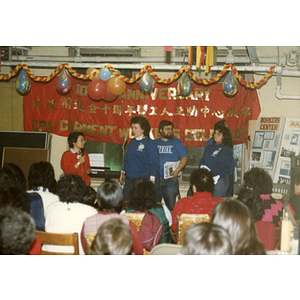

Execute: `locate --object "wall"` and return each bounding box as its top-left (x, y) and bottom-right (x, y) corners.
top-left (1, 46), bottom-right (300, 184)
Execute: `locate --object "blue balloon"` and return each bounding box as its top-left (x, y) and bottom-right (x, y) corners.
top-left (99, 68), bottom-right (111, 81)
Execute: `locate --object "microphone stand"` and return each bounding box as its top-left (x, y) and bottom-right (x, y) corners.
top-left (121, 138), bottom-right (127, 189)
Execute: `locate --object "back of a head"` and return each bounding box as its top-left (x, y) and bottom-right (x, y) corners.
top-left (97, 181), bottom-right (123, 212)
top-left (0, 186), bottom-right (31, 213)
top-left (90, 218), bottom-right (133, 255)
top-left (81, 186), bottom-right (97, 208)
top-left (0, 163), bottom-right (27, 191)
top-left (243, 167), bottom-right (273, 195)
top-left (211, 198), bottom-right (265, 254)
top-left (237, 187), bottom-right (264, 222)
top-left (57, 174), bottom-right (86, 204)
top-left (0, 206), bottom-right (36, 255)
top-left (128, 177), bottom-right (157, 211)
top-left (28, 161), bottom-right (57, 193)
top-left (181, 223), bottom-right (232, 255)
top-left (190, 168), bottom-right (214, 193)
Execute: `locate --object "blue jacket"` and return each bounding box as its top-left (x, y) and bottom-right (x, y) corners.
top-left (199, 142), bottom-right (234, 178)
top-left (124, 137), bottom-right (159, 178)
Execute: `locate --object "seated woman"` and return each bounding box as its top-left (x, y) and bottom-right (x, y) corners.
top-left (181, 223), bottom-right (232, 255)
top-left (44, 174), bottom-right (98, 255)
top-left (81, 181), bottom-right (143, 255)
top-left (90, 218), bottom-right (133, 255)
top-left (243, 167), bottom-right (285, 229)
top-left (122, 177), bottom-right (172, 247)
top-left (237, 187), bottom-right (277, 251)
top-left (211, 198), bottom-right (266, 255)
top-left (27, 161), bottom-right (60, 231)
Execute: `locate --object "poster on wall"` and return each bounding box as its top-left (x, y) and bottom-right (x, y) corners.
top-left (273, 117), bottom-right (300, 185)
top-left (250, 117), bottom-right (286, 180)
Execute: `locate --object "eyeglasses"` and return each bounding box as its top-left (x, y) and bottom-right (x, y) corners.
top-left (77, 139), bottom-right (87, 143)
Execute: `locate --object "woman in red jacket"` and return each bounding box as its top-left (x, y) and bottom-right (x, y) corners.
top-left (61, 132), bottom-right (91, 186)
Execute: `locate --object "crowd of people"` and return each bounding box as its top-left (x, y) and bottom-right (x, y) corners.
top-left (0, 116), bottom-right (293, 255)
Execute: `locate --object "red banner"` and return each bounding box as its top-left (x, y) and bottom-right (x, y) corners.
top-left (23, 76), bottom-right (260, 147)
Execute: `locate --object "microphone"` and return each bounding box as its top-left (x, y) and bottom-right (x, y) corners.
top-left (122, 138), bottom-right (127, 150)
top-left (80, 148), bottom-right (84, 156)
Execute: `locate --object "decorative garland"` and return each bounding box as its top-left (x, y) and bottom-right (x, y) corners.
top-left (0, 62), bottom-right (276, 89)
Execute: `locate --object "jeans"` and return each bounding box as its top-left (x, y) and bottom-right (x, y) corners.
top-left (157, 177), bottom-right (180, 212)
top-left (213, 175), bottom-right (230, 198)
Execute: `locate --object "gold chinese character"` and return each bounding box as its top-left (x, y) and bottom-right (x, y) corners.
top-left (61, 97), bottom-right (73, 109)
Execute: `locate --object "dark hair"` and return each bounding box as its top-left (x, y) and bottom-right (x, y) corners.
top-left (90, 218), bottom-right (133, 255)
top-left (28, 161), bottom-right (57, 194)
top-left (97, 181), bottom-right (123, 212)
top-left (243, 167), bottom-right (273, 195)
top-left (0, 186), bottom-right (31, 213)
top-left (158, 120), bottom-right (174, 132)
top-left (67, 132), bottom-right (85, 149)
top-left (130, 115), bottom-right (151, 137)
top-left (128, 177), bottom-right (157, 211)
top-left (237, 187), bottom-right (265, 222)
top-left (212, 198), bottom-right (266, 255)
top-left (82, 186), bottom-right (98, 208)
top-left (181, 223), bottom-right (232, 255)
top-left (0, 206), bottom-right (36, 255)
top-left (0, 163), bottom-right (27, 191)
top-left (57, 174), bottom-right (86, 204)
top-left (189, 168), bottom-right (214, 193)
top-left (213, 126), bottom-right (233, 148)
top-left (214, 120), bottom-right (228, 129)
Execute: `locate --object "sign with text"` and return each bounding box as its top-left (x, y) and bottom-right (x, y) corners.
top-left (23, 76), bottom-right (261, 147)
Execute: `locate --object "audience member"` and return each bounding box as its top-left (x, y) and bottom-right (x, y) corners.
top-left (27, 161), bottom-right (59, 231)
top-left (61, 131), bottom-right (91, 186)
top-left (154, 120), bottom-right (188, 212)
top-left (120, 115), bottom-right (160, 202)
top-left (90, 218), bottom-right (133, 255)
top-left (181, 223), bottom-right (232, 255)
top-left (288, 169), bottom-right (300, 221)
top-left (199, 125), bottom-right (234, 197)
top-left (123, 177), bottom-right (170, 247)
top-left (212, 198), bottom-right (266, 255)
top-left (243, 167), bottom-right (284, 228)
top-left (81, 181), bottom-right (143, 255)
top-left (81, 186), bottom-right (98, 209)
top-left (44, 174), bottom-right (97, 254)
top-left (237, 187), bottom-right (277, 250)
top-left (0, 206), bottom-right (36, 255)
top-left (172, 168), bottom-right (224, 234)
top-left (0, 163), bottom-right (27, 191)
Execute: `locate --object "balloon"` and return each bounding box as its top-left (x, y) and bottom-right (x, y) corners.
top-left (99, 68), bottom-right (111, 81)
top-left (103, 86), bottom-right (118, 102)
top-left (88, 79), bottom-right (107, 100)
top-left (139, 71), bottom-right (155, 93)
top-left (86, 68), bottom-right (97, 76)
top-left (110, 69), bottom-right (121, 78)
top-left (107, 77), bottom-right (126, 95)
top-left (222, 70), bottom-right (238, 96)
top-left (86, 67), bottom-right (99, 80)
top-left (16, 69), bottom-right (31, 95)
top-left (176, 73), bottom-right (191, 97)
top-left (55, 69), bottom-right (72, 95)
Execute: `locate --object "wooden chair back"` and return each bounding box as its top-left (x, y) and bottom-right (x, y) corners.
top-left (123, 212), bottom-right (150, 254)
top-left (35, 230), bottom-right (79, 255)
top-left (177, 213), bottom-right (210, 245)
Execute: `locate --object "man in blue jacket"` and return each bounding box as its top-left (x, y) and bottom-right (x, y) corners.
top-left (155, 120), bottom-right (188, 212)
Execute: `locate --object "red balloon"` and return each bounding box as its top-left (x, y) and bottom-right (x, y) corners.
top-left (88, 79), bottom-right (106, 100)
top-left (103, 87), bottom-right (118, 102)
top-left (107, 77), bottom-right (126, 95)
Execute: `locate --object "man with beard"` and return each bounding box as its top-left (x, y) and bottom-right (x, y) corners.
top-left (154, 120), bottom-right (188, 212)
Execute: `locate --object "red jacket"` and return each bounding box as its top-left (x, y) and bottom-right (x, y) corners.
top-left (61, 150), bottom-right (91, 186)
